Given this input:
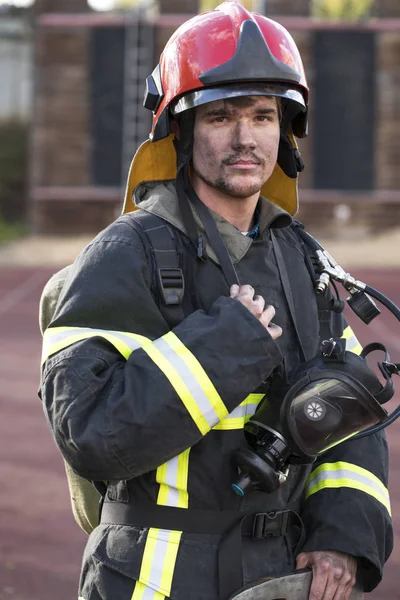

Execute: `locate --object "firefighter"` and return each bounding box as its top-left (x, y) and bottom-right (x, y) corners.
top-left (39, 3), bottom-right (392, 599)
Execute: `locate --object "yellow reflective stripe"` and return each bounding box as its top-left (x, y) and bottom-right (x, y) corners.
top-left (160, 530), bottom-right (181, 594)
top-left (134, 521), bottom-right (183, 596)
top-left (42, 326), bottom-right (147, 364)
top-left (136, 446), bottom-right (189, 597)
top-left (138, 528), bottom-right (161, 589)
top-left (156, 462), bottom-right (169, 506)
top-left (176, 450), bottom-right (189, 509)
top-left (42, 331), bottom-right (132, 364)
top-left (42, 326), bottom-right (217, 435)
top-left (161, 331), bottom-right (228, 422)
top-left (156, 449), bottom-right (190, 509)
top-left (141, 341), bottom-right (210, 435)
top-left (213, 417), bottom-right (250, 430)
top-left (243, 393), bottom-right (265, 405)
top-left (343, 326), bottom-right (363, 356)
top-left (131, 581), bottom-right (165, 600)
top-left (308, 461), bottom-right (389, 496)
top-left (213, 393), bottom-right (265, 431)
top-left (305, 461), bottom-right (391, 515)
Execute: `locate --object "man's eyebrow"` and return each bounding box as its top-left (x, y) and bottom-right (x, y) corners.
top-left (201, 108), bottom-right (233, 118)
top-left (201, 105), bottom-right (278, 118)
top-left (253, 106), bottom-right (278, 114)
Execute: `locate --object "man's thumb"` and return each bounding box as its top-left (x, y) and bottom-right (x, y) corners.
top-left (296, 552), bottom-right (310, 570)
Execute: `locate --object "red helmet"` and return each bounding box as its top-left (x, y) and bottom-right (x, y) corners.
top-left (144, 1), bottom-right (309, 141)
top-left (123, 2), bottom-right (308, 216)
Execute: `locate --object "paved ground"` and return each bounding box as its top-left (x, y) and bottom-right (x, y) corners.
top-left (0, 265), bottom-right (399, 600)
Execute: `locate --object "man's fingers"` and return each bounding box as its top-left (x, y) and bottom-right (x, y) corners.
top-left (308, 566), bottom-right (329, 600)
top-left (260, 305), bottom-right (282, 340)
top-left (262, 304), bottom-right (276, 322)
top-left (230, 284), bottom-right (239, 297)
top-left (298, 551), bottom-right (357, 600)
top-left (230, 286), bottom-right (283, 336)
top-left (336, 571), bottom-right (357, 600)
top-left (322, 575), bottom-right (346, 600)
top-left (235, 284), bottom-right (255, 300)
top-left (253, 294), bottom-right (265, 316)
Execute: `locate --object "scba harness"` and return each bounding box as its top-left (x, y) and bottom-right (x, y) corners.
top-left (91, 210), bottom-right (358, 600)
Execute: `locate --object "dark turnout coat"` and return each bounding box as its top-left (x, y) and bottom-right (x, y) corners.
top-left (40, 182), bottom-right (392, 600)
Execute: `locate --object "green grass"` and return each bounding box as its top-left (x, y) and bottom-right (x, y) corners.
top-left (0, 218), bottom-right (27, 244)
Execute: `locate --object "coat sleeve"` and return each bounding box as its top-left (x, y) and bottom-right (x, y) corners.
top-left (39, 265), bottom-right (71, 334)
top-left (299, 311), bottom-right (393, 592)
top-left (40, 217), bottom-right (283, 483)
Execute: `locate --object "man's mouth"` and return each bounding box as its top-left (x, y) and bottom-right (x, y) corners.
top-left (227, 160), bottom-right (260, 170)
top-left (224, 156), bottom-right (262, 169)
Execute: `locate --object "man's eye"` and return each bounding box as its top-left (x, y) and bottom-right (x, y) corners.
top-left (213, 116), bottom-right (228, 123)
top-left (256, 115), bottom-right (271, 122)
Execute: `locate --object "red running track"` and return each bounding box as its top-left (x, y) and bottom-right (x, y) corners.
top-left (0, 266), bottom-right (399, 600)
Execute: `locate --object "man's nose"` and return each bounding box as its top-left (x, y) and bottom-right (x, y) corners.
top-left (231, 121), bottom-right (256, 151)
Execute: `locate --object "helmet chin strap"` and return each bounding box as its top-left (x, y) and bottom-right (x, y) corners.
top-left (277, 102), bottom-right (305, 178)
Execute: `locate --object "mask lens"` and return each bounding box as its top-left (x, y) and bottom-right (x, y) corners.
top-left (288, 378), bottom-right (382, 455)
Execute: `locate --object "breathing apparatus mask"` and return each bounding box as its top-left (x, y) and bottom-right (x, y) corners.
top-left (232, 337), bottom-right (399, 496)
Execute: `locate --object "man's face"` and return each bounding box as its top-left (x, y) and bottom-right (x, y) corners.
top-left (192, 95), bottom-right (281, 199)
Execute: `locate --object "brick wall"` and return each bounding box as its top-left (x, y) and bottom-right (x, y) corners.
top-left (265, 0), bottom-right (310, 16)
top-left (376, 0), bottom-right (400, 17)
top-left (33, 0), bottom-right (90, 14)
top-left (30, 8), bottom-right (400, 236)
top-left (376, 32), bottom-right (400, 190)
top-left (31, 28), bottom-right (91, 189)
top-left (159, 0), bottom-right (199, 13)
top-left (30, 20), bottom-right (93, 233)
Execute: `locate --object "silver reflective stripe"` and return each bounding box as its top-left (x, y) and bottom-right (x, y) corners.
top-left (224, 400), bottom-right (259, 420)
top-left (140, 585), bottom-right (164, 600)
top-left (42, 326), bottom-right (144, 364)
top-left (305, 462), bottom-right (391, 515)
top-left (43, 326), bottom-right (225, 436)
top-left (153, 337), bottom-right (220, 429)
top-left (161, 456), bottom-right (181, 507)
top-left (137, 529), bottom-right (182, 597)
top-left (213, 394), bottom-right (264, 430)
top-left (343, 326), bottom-right (362, 355)
top-left (131, 580), bottom-right (165, 600)
top-left (156, 450), bottom-right (190, 509)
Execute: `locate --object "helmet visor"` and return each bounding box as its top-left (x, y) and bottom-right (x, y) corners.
top-left (171, 82), bottom-right (306, 115)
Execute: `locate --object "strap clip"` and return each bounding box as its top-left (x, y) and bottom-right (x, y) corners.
top-left (158, 268), bottom-right (185, 306)
top-left (252, 510), bottom-right (291, 540)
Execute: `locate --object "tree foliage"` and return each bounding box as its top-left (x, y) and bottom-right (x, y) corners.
top-left (311, 0), bottom-right (374, 20)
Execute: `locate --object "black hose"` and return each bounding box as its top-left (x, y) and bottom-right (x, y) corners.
top-left (364, 284), bottom-right (400, 321)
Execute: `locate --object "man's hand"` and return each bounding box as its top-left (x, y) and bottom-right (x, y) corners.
top-left (230, 284), bottom-right (282, 340)
top-left (296, 550), bottom-right (358, 600)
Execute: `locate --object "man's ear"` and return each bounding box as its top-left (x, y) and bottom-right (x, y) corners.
top-left (170, 119), bottom-right (180, 140)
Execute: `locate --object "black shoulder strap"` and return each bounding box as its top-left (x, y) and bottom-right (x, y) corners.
top-left (271, 230), bottom-right (308, 361)
top-left (128, 211), bottom-right (186, 328)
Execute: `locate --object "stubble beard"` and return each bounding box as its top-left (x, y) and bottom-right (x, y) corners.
top-left (192, 163), bottom-right (265, 199)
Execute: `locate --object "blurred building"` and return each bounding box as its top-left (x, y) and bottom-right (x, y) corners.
top-left (0, 9), bottom-right (32, 225)
top-left (28, 0), bottom-right (400, 237)
top-left (0, 16), bottom-right (31, 121)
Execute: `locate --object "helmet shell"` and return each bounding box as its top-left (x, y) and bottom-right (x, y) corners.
top-left (147, 1), bottom-right (308, 140)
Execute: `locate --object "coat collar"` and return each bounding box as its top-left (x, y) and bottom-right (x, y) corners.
top-left (134, 180), bottom-right (292, 265)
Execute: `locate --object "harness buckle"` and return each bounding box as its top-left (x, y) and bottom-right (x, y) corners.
top-left (252, 510), bottom-right (291, 540)
top-left (158, 268), bottom-right (185, 305)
